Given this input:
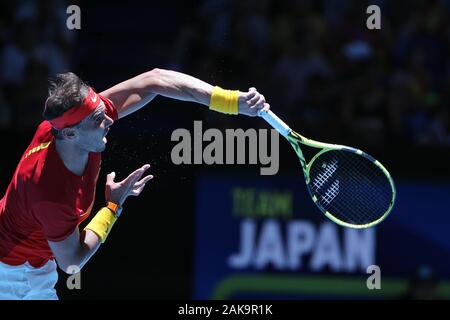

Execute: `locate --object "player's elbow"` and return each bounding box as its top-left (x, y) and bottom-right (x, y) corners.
top-left (56, 257), bottom-right (85, 275)
top-left (143, 67), bottom-right (164, 82)
top-left (149, 67), bottom-right (163, 75)
top-left (136, 68), bottom-right (165, 92)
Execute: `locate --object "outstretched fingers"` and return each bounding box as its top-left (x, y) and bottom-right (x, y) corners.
top-left (133, 174), bottom-right (154, 188)
top-left (121, 164), bottom-right (151, 186)
top-left (130, 175), bottom-right (154, 196)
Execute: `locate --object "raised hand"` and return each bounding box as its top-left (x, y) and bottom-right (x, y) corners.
top-left (105, 164), bottom-right (153, 206)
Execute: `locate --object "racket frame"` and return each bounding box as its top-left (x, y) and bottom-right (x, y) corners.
top-left (259, 110), bottom-right (397, 228)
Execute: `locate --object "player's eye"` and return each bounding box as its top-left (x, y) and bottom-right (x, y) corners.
top-left (95, 116), bottom-right (104, 125)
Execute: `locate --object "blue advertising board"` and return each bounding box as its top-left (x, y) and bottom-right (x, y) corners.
top-left (194, 175), bottom-right (450, 299)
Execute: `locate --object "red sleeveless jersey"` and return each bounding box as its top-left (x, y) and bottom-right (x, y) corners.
top-left (0, 98), bottom-right (118, 268)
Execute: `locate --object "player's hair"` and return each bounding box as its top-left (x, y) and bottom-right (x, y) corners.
top-left (43, 72), bottom-right (90, 120)
top-left (43, 72), bottom-right (90, 137)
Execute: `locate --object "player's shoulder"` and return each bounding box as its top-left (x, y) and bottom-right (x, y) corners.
top-left (34, 121), bottom-right (53, 141)
top-left (22, 120), bottom-right (53, 161)
top-left (18, 143), bottom-right (67, 204)
top-left (17, 121), bottom-right (55, 187)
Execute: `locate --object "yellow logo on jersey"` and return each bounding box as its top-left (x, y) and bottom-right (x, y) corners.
top-left (25, 141), bottom-right (52, 158)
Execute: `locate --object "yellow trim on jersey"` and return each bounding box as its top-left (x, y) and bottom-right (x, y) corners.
top-left (25, 141), bottom-right (52, 158)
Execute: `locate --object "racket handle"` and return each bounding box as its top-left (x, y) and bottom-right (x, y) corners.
top-left (258, 109), bottom-right (292, 137)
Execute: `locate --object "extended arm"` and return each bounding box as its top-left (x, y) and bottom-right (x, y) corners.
top-left (100, 68), bottom-right (269, 118)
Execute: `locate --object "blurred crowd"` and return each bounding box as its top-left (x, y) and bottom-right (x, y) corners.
top-left (0, 0), bottom-right (74, 129)
top-left (171, 0), bottom-right (450, 147)
top-left (1, 0), bottom-right (450, 147)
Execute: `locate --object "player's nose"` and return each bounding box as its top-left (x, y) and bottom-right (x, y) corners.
top-left (105, 115), bottom-right (114, 127)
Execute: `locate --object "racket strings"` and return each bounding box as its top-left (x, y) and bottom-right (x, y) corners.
top-left (327, 162), bottom-right (385, 223)
top-left (311, 159), bottom-right (338, 192)
top-left (308, 150), bottom-right (393, 225)
top-left (333, 161), bottom-right (390, 223)
top-left (329, 157), bottom-right (390, 223)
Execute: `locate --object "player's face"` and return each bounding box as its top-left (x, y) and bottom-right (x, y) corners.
top-left (76, 103), bottom-right (114, 152)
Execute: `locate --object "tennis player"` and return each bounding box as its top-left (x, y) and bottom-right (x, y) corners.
top-left (0, 69), bottom-right (269, 299)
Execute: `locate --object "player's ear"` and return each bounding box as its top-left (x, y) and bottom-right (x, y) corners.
top-left (59, 127), bottom-right (78, 140)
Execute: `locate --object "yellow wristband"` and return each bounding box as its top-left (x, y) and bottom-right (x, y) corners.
top-left (209, 86), bottom-right (239, 115)
top-left (84, 207), bottom-right (118, 243)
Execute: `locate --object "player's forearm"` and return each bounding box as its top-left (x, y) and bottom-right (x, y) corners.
top-left (77, 229), bottom-right (102, 269)
top-left (52, 229), bottom-right (101, 274)
top-left (145, 69), bottom-right (268, 116)
top-left (56, 229), bottom-right (101, 273)
top-left (75, 206), bottom-right (118, 271)
top-left (145, 68), bottom-right (214, 106)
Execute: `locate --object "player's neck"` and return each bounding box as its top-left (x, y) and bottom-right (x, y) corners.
top-left (54, 139), bottom-right (89, 176)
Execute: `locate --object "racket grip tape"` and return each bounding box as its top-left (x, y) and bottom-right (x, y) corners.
top-left (258, 110), bottom-right (292, 137)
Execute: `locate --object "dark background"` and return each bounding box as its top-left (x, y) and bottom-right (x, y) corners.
top-left (0, 0), bottom-right (449, 299)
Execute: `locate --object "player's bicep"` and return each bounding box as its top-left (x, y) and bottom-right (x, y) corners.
top-left (99, 71), bottom-right (159, 119)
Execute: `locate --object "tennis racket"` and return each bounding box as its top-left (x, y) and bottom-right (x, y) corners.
top-left (258, 109), bottom-right (396, 228)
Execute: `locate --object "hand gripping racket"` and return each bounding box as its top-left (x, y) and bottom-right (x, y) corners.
top-left (259, 109), bottom-right (396, 228)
